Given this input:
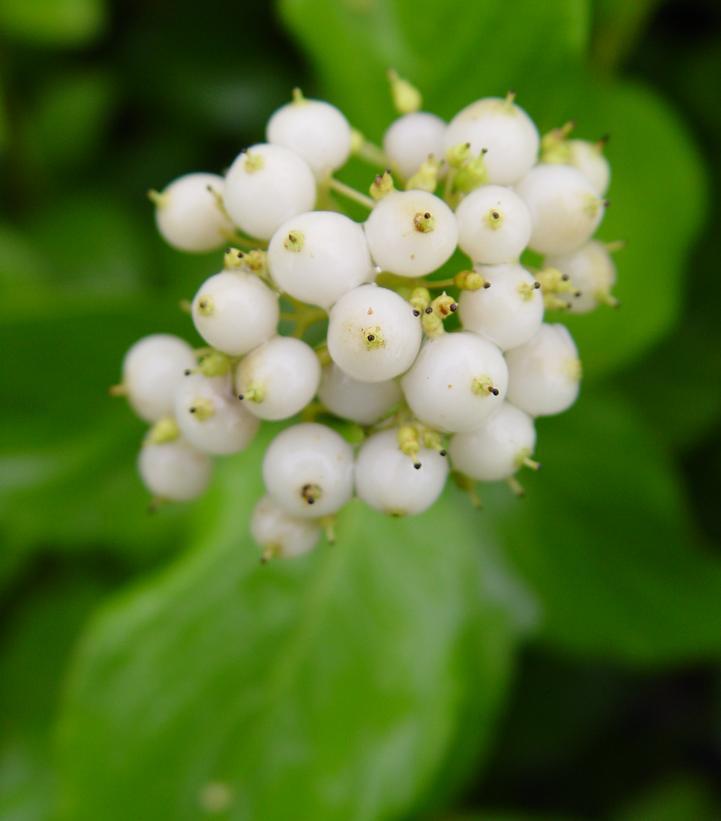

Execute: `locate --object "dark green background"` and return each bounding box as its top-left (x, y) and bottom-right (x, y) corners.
top-left (1, 0), bottom-right (721, 818)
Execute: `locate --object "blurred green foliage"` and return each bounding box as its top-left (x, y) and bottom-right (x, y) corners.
top-left (1, 0), bottom-right (721, 819)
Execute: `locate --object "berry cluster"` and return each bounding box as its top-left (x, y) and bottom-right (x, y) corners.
top-left (114, 75), bottom-right (619, 562)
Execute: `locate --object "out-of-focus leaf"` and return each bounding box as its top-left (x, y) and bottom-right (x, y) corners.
top-left (0, 0), bottom-right (105, 46)
top-left (485, 391), bottom-right (721, 663)
top-left (591, 0), bottom-right (662, 72)
top-left (611, 775), bottom-right (719, 821)
top-left (56, 438), bottom-right (526, 821)
top-left (0, 575), bottom-right (108, 821)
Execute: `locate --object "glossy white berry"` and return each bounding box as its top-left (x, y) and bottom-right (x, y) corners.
top-left (383, 112), bottom-right (446, 180)
top-left (250, 495), bottom-right (321, 560)
top-left (174, 373), bottom-right (259, 454)
top-left (459, 263), bottom-right (543, 351)
top-left (224, 143), bottom-right (316, 240)
top-left (235, 336), bottom-right (320, 421)
top-left (122, 334), bottom-right (196, 423)
top-left (267, 211), bottom-right (374, 309)
top-left (154, 173), bottom-right (232, 253)
top-left (449, 402), bottom-right (536, 481)
top-left (455, 184), bottom-right (532, 264)
top-left (506, 323), bottom-right (581, 416)
top-left (516, 164), bottom-right (605, 255)
top-left (546, 240), bottom-right (617, 314)
top-left (191, 270), bottom-right (279, 356)
top-left (364, 190), bottom-right (458, 277)
top-left (267, 97), bottom-right (351, 179)
top-left (138, 438), bottom-right (212, 501)
top-left (401, 332), bottom-right (508, 433)
top-left (355, 429), bottom-right (448, 516)
top-left (318, 362), bottom-right (401, 425)
top-left (444, 96), bottom-right (539, 185)
top-left (262, 423), bottom-right (354, 519)
top-left (568, 140), bottom-right (610, 195)
top-left (327, 284), bottom-right (422, 382)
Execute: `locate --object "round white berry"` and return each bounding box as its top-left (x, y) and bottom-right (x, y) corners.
top-left (267, 97), bottom-right (351, 179)
top-left (318, 362), bottom-right (401, 425)
top-left (355, 429), bottom-right (448, 516)
top-left (546, 240), bottom-right (617, 314)
top-left (327, 284), bottom-right (422, 382)
top-left (506, 323), bottom-right (581, 416)
top-left (458, 263), bottom-right (544, 351)
top-left (250, 495), bottom-right (321, 560)
top-left (455, 184), bottom-right (532, 264)
top-left (262, 423), bottom-right (354, 519)
top-left (138, 438), bottom-right (212, 502)
top-left (267, 211), bottom-right (374, 309)
top-left (401, 332), bottom-right (508, 433)
top-left (191, 270), bottom-right (279, 356)
top-left (568, 140), bottom-right (610, 196)
top-left (223, 144), bottom-right (316, 240)
top-left (154, 173), bottom-right (232, 253)
top-left (383, 112), bottom-right (446, 180)
top-left (444, 96), bottom-right (539, 185)
top-left (234, 336), bottom-right (321, 421)
top-left (364, 190), bottom-right (458, 277)
top-left (174, 373), bottom-right (259, 454)
top-left (515, 164), bottom-right (605, 255)
top-left (449, 403), bottom-right (536, 481)
top-left (122, 334), bottom-right (196, 423)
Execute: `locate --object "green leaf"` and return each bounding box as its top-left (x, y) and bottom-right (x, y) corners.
top-left (611, 775), bottom-right (719, 821)
top-left (0, 0), bottom-right (106, 46)
top-left (485, 390), bottom-right (721, 663)
top-left (56, 438), bottom-right (525, 820)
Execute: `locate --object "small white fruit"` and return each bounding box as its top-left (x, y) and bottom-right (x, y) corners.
top-left (383, 112), bottom-right (446, 180)
top-left (138, 437), bottom-right (212, 501)
top-left (318, 362), bottom-right (401, 425)
top-left (250, 494), bottom-right (321, 560)
top-left (455, 184), bottom-right (532, 264)
top-left (545, 240), bottom-right (617, 314)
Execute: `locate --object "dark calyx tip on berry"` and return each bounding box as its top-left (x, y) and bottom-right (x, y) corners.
top-left (440, 449), bottom-right (447, 457)
top-left (237, 393), bottom-right (244, 400)
top-left (483, 281), bottom-right (491, 289)
top-left (424, 305), bottom-right (433, 314)
top-left (490, 387), bottom-right (499, 396)
top-left (189, 406), bottom-right (197, 414)
top-left (533, 281), bottom-right (541, 289)
top-left (424, 211), bottom-right (431, 219)
top-left (367, 333), bottom-right (375, 342)
top-left (413, 462), bottom-right (422, 470)
top-left (449, 302), bottom-right (458, 312)
top-left (604, 199), bottom-right (611, 208)
top-left (575, 291), bottom-right (582, 298)
top-left (561, 273), bottom-right (570, 281)
top-left (184, 369), bottom-right (192, 376)
top-left (412, 309), bottom-right (421, 317)
top-left (481, 147), bottom-right (488, 155)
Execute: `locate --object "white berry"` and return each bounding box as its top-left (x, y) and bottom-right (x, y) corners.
top-left (383, 112), bottom-right (446, 180)
top-left (458, 263), bottom-right (543, 351)
top-left (327, 284), bottom-right (422, 382)
top-left (444, 96), bottom-right (539, 185)
top-left (546, 240), bottom-right (617, 314)
top-left (516, 164), bottom-right (605, 255)
top-left (138, 437), bottom-right (212, 501)
top-left (267, 211), bottom-right (374, 309)
top-left (505, 323), bottom-right (581, 416)
top-left (355, 429), bottom-right (448, 516)
top-left (318, 362), bottom-right (401, 425)
top-left (568, 140), bottom-right (610, 195)
top-left (449, 402), bottom-right (536, 481)
top-left (364, 190), bottom-right (458, 277)
top-left (267, 97), bottom-right (351, 179)
top-left (401, 332), bottom-right (508, 432)
top-left (191, 270), bottom-right (279, 356)
top-left (122, 334), bottom-right (196, 423)
top-left (250, 495), bottom-right (321, 560)
top-left (224, 143), bottom-right (316, 240)
top-left (235, 336), bottom-right (321, 421)
top-left (455, 184), bottom-right (532, 264)
top-left (262, 423), bottom-right (354, 519)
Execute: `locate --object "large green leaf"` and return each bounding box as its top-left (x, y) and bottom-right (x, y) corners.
top-left (0, 0), bottom-right (106, 46)
top-left (56, 436), bottom-right (526, 821)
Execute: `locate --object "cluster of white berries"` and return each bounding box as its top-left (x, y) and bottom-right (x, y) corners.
top-left (115, 75), bottom-right (619, 562)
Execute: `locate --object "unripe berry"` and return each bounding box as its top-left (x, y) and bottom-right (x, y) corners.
top-left (138, 437), bottom-right (212, 501)
top-left (449, 402), bottom-right (536, 481)
top-left (458, 263), bottom-right (543, 351)
top-left (505, 323), bottom-right (581, 416)
top-left (122, 334), bottom-right (196, 422)
top-left (318, 362), bottom-right (401, 425)
top-left (327, 284), bottom-right (422, 382)
top-left (234, 336), bottom-right (321, 421)
top-left (382, 112), bottom-right (446, 180)
top-left (355, 429), bottom-right (448, 516)
top-left (516, 164), bottom-right (605, 255)
top-left (444, 96), bottom-right (539, 185)
top-left (153, 173), bottom-right (232, 253)
top-left (262, 423), bottom-right (354, 519)
top-left (545, 240), bottom-right (617, 314)
top-left (455, 184), bottom-right (532, 264)
top-left (250, 495), bottom-right (321, 560)
top-left (364, 190), bottom-right (458, 277)
top-left (401, 332), bottom-right (508, 432)
top-left (224, 143), bottom-right (316, 240)
top-left (191, 270), bottom-right (279, 356)
top-left (267, 211), bottom-right (374, 309)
